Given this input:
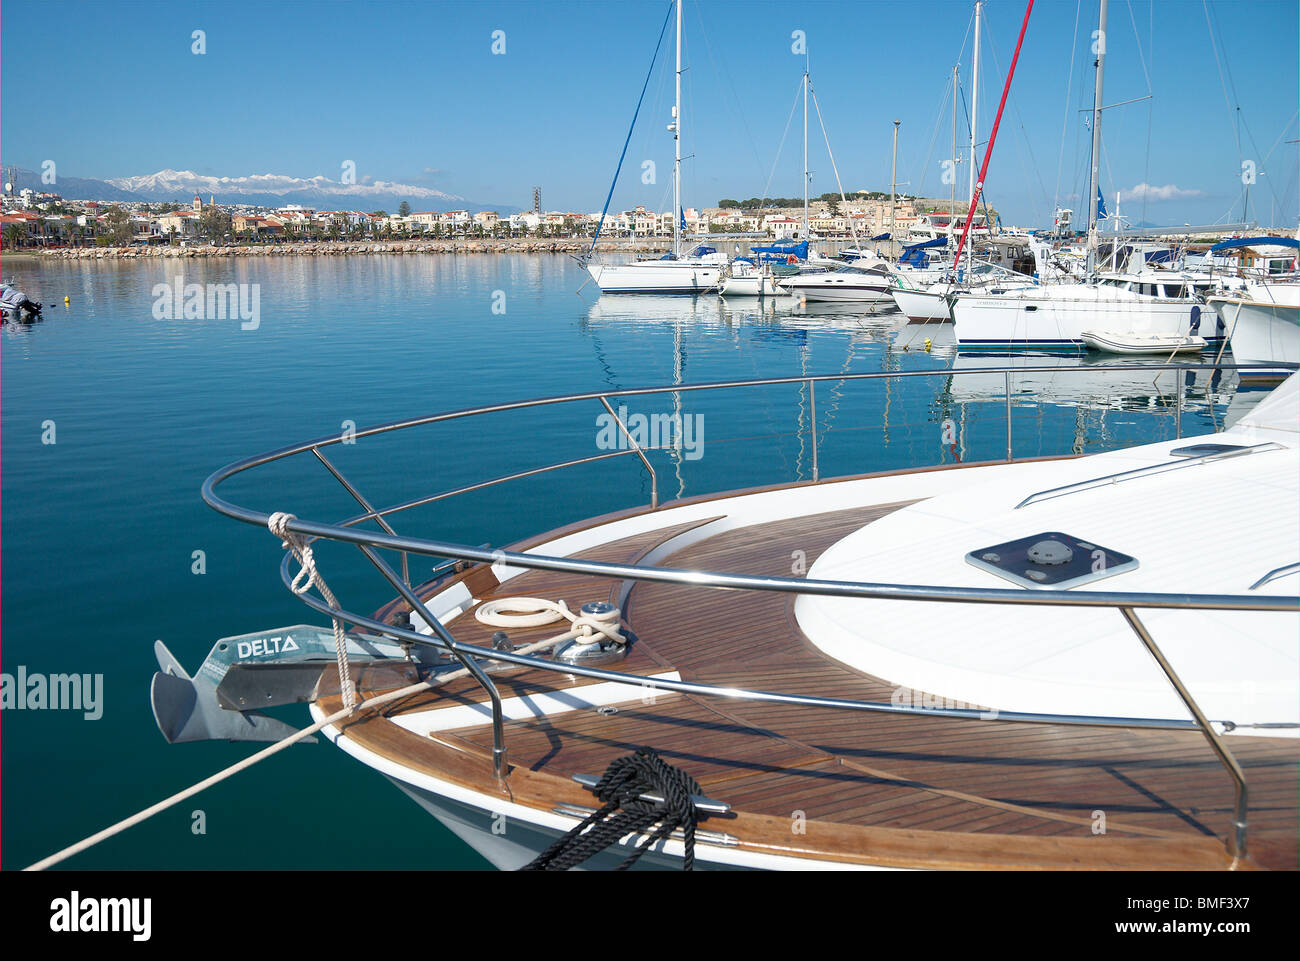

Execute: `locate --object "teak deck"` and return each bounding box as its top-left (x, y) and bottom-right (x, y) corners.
top-left (322, 499), bottom-right (1299, 870)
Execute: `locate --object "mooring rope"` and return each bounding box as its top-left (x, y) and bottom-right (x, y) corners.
top-left (28, 589), bottom-right (626, 870)
top-left (24, 677), bottom-right (434, 871)
top-left (268, 511), bottom-right (356, 711)
top-left (521, 747), bottom-right (701, 871)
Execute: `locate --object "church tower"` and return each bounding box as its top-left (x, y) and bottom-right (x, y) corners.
top-left (193, 194), bottom-right (202, 213)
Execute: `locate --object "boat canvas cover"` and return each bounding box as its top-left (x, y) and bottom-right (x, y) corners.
top-left (899, 237), bottom-right (945, 266)
top-left (1209, 236), bottom-right (1300, 253)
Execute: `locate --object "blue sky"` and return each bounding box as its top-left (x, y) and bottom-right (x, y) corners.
top-left (2, 0), bottom-right (1297, 227)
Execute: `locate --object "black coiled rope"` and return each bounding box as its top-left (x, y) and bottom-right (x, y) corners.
top-left (521, 747), bottom-right (701, 871)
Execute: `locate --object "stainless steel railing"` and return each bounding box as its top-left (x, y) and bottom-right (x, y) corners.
top-left (204, 361), bottom-right (1299, 863)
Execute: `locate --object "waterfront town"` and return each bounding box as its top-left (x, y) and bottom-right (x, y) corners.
top-left (0, 185), bottom-right (952, 250)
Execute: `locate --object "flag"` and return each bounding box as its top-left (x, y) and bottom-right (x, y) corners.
top-left (1096, 187), bottom-right (1108, 221)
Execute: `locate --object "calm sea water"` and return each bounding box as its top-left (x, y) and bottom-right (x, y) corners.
top-left (0, 253), bottom-right (1243, 869)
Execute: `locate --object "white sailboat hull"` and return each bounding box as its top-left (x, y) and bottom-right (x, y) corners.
top-left (720, 274), bottom-right (786, 297)
top-left (587, 260), bottom-right (723, 295)
top-left (892, 287), bottom-right (952, 323)
top-left (952, 285), bottom-right (1210, 349)
top-left (1211, 295), bottom-right (1300, 369)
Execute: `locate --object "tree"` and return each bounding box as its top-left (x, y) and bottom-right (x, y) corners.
top-left (102, 206), bottom-right (133, 245)
top-left (199, 203), bottom-right (232, 242)
top-left (398, 201), bottom-right (411, 217)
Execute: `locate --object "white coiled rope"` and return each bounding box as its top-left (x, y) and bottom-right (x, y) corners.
top-left (268, 511), bottom-right (356, 711)
top-left (474, 596), bottom-right (625, 652)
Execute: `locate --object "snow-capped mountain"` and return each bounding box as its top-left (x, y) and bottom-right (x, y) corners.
top-left (2, 164), bottom-right (514, 213)
top-left (106, 169), bottom-right (465, 205)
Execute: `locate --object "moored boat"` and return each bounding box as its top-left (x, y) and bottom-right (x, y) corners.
top-left (1209, 284), bottom-right (1300, 372)
top-left (777, 260), bottom-right (895, 303)
top-left (952, 283), bottom-right (1208, 350)
top-left (1081, 330), bottom-right (1207, 355)
top-left (582, 2), bottom-right (725, 295)
top-left (169, 362), bottom-right (1299, 871)
top-left (719, 259), bottom-right (787, 297)
top-left (0, 282), bottom-right (42, 321)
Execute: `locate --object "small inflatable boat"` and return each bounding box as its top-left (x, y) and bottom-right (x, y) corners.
top-left (1, 283), bottom-right (42, 321)
top-left (1080, 330), bottom-right (1206, 355)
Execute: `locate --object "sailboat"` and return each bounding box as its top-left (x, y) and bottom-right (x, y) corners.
top-left (778, 115), bottom-right (899, 304)
top-left (584, 1), bottom-right (727, 295)
top-left (1209, 282), bottom-right (1300, 370)
top-left (721, 63), bottom-right (817, 299)
top-left (889, 2), bottom-right (1040, 325)
top-left (951, 0), bottom-right (1208, 350)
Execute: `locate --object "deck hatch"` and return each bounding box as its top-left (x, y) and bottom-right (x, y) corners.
top-left (1169, 443), bottom-right (1251, 457)
top-left (965, 531), bottom-right (1138, 590)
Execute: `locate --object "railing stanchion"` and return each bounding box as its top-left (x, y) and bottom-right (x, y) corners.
top-left (360, 544), bottom-right (510, 779)
top-left (1175, 377), bottom-right (1183, 439)
top-left (809, 379), bottom-right (819, 483)
top-left (1118, 607), bottom-right (1249, 862)
top-left (311, 447), bottom-right (411, 588)
top-left (1004, 371), bottom-right (1013, 462)
top-left (599, 395), bottom-right (658, 509)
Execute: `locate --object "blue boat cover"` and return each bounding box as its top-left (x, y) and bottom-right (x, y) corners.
top-left (752, 239), bottom-right (808, 257)
top-left (1208, 235), bottom-right (1300, 252)
top-left (898, 236), bottom-right (946, 266)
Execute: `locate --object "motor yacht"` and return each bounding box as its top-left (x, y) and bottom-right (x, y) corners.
top-left (162, 363), bottom-right (1299, 871)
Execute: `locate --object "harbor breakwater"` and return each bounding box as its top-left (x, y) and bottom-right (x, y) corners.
top-left (17, 238), bottom-right (677, 260)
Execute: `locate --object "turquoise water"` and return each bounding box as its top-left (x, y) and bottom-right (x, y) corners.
top-left (0, 254), bottom-right (1240, 869)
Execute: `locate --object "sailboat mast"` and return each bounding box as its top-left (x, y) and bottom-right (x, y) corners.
top-left (802, 66), bottom-right (809, 241)
top-left (951, 63), bottom-right (958, 224)
top-left (673, 0), bottom-right (682, 257)
top-left (1087, 0), bottom-right (1107, 274)
top-left (968, 0), bottom-right (981, 276)
top-left (890, 120), bottom-right (899, 244)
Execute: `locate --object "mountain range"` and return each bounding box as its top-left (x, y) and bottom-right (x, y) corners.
top-left (1, 165), bottom-right (518, 214)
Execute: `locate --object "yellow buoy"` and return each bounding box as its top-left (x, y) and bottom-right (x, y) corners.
top-left (64, 296), bottom-right (70, 305)
top-left (924, 338), bottom-right (932, 353)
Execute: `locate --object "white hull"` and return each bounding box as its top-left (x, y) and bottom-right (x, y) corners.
top-left (1211, 296), bottom-right (1300, 369)
top-left (778, 278), bottom-right (894, 303)
top-left (720, 274), bottom-right (786, 297)
top-left (313, 702), bottom-right (879, 871)
top-left (892, 278), bottom-right (1038, 324)
top-left (587, 260), bottom-right (723, 294)
top-left (952, 285), bottom-right (1210, 349)
top-left (892, 287), bottom-right (952, 323)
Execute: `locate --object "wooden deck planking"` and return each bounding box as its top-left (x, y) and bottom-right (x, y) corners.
top-left (331, 497), bottom-right (1296, 869)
